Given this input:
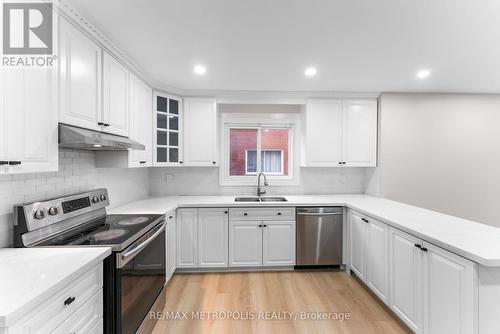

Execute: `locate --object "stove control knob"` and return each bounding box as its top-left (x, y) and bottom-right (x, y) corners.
top-left (48, 207), bottom-right (59, 216)
top-left (100, 194), bottom-right (107, 201)
top-left (34, 209), bottom-right (46, 220)
top-left (92, 196), bottom-right (99, 203)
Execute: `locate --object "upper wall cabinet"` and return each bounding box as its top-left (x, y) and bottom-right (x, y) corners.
top-left (60, 18), bottom-right (131, 137)
top-left (302, 98), bottom-right (377, 167)
top-left (183, 98), bottom-right (218, 166)
top-left (102, 52), bottom-right (129, 137)
top-left (153, 92), bottom-right (183, 166)
top-left (342, 99), bottom-right (378, 166)
top-left (1, 64), bottom-right (58, 174)
top-left (59, 17), bottom-right (102, 132)
top-left (129, 75), bottom-right (153, 167)
top-left (303, 99), bottom-right (343, 166)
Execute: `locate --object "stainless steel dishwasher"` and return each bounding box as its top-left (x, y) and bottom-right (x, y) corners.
top-left (296, 207), bottom-right (343, 266)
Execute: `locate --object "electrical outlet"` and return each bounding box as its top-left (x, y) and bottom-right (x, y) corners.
top-left (165, 174), bottom-right (173, 183)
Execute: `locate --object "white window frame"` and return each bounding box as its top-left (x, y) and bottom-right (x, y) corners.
top-left (219, 112), bottom-right (300, 186)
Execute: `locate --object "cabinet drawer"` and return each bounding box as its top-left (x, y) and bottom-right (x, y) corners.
top-left (52, 289), bottom-right (103, 334)
top-left (11, 264), bottom-right (103, 334)
top-left (229, 207), bottom-right (295, 221)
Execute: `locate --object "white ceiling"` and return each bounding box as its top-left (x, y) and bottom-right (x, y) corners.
top-left (67, 0), bottom-right (500, 93)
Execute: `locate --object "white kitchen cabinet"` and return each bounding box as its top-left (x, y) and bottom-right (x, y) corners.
top-left (129, 74), bottom-right (153, 167)
top-left (303, 99), bottom-right (343, 166)
top-left (422, 241), bottom-right (476, 334)
top-left (350, 211), bottom-right (367, 280)
top-left (366, 217), bottom-right (389, 303)
top-left (154, 92), bottom-right (183, 165)
top-left (102, 51), bottom-right (129, 136)
top-left (388, 227), bottom-right (423, 333)
top-left (303, 98), bottom-right (377, 167)
top-left (176, 208), bottom-right (198, 268)
top-left (51, 290), bottom-right (103, 334)
top-left (198, 208), bottom-right (228, 267)
top-left (1, 64), bottom-right (58, 174)
top-left (183, 97), bottom-right (218, 166)
top-left (262, 221), bottom-right (296, 266)
top-left (166, 212), bottom-right (177, 283)
top-left (7, 264), bottom-right (103, 334)
top-left (229, 221), bottom-right (263, 267)
top-left (59, 17), bottom-right (102, 131)
top-left (342, 99), bottom-right (378, 167)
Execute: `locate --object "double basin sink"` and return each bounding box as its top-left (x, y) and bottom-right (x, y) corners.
top-left (234, 196), bottom-right (288, 202)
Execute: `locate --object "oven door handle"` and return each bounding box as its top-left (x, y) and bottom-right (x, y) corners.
top-left (117, 221), bottom-right (166, 268)
top-left (297, 212), bottom-right (342, 216)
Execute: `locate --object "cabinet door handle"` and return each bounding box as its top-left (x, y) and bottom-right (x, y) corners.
top-left (243, 213), bottom-right (248, 216)
top-left (421, 247), bottom-right (428, 252)
top-left (8, 161), bottom-right (21, 165)
top-left (277, 212), bottom-right (282, 216)
top-left (140, 161), bottom-right (147, 164)
top-left (338, 162), bottom-right (342, 165)
top-left (104, 123), bottom-right (110, 127)
top-left (179, 161), bottom-right (183, 164)
top-left (258, 224), bottom-right (262, 227)
top-left (98, 122), bottom-right (105, 126)
top-left (64, 296), bottom-right (76, 306)
top-left (224, 211), bottom-right (228, 214)
top-left (0, 161), bottom-right (8, 165)
top-left (361, 218), bottom-right (368, 223)
top-left (414, 244), bottom-right (422, 249)
top-left (212, 161), bottom-right (216, 164)
top-left (168, 216), bottom-right (173, 219)
top-left (263, 224), bottom-right (267, 227)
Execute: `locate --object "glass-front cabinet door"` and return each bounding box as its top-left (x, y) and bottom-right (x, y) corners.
top-left (154, 92), bottom-right (183, 165)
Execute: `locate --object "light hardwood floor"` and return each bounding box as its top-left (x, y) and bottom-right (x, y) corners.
top-left (151, 270), bottom-right (411, 334)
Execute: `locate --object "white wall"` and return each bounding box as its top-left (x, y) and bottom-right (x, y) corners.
top-left (368, 93), bottom-right (500, 227)
top-left (0, 149), bottom-right (150, 247)
top-left (150, 167), bottom-right (366, 196)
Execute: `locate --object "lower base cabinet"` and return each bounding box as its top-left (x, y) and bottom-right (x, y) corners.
top-left (166, 212), bottom-right (176, 283)
top-left (229, 221), bottom-right (263, 267)
top-left (350, 209), bottom-right (477, 334)
top-left (229, 220), bottom-right (295, 267)
top-left (176, 208), bottom-right (229, 269)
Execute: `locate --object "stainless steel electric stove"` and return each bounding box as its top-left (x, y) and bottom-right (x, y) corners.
top-left (13, 189), bottom-right (166, 334)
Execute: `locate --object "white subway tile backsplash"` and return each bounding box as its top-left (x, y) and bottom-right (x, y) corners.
top-left (0, 149), bottom-right (150, 248)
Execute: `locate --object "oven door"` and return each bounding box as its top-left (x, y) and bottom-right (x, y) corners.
top-left (115, 221), bottom-right (166, 334)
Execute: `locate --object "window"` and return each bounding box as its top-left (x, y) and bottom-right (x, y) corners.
top-left (226, 126), bottom-right (291, 181)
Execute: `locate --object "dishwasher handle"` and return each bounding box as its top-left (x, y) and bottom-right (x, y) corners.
top-left (297, 212), bottom-right (342, 216)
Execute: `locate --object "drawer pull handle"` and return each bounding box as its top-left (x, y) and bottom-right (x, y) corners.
top-left (224, 211), bottom-right (228, 214)
top-left (277, 212), bottom-right (282, 215)
top-left (414, 244), bottom-right (422, 249)
top-left (169, 216), bottom-right (173, 219)
top-left (258, 224), bottom-right (262, 227)
top-left (8, 161), bottom-right (21, 165)
top-left (361, 218), bottom-right (369, 223)
top-left (64, 296), bottom-right (76, 306)
top-left (243, 213), bottom-right (248, 216)
top-left (0, 161), bottom-right (7, 165)
top-left (263, 224), bottom-right (267, 227)
top-left (421, 247), bottom-right (429, 252)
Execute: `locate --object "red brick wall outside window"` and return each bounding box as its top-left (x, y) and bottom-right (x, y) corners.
top-left (229, 128), bottom-right (289, 176)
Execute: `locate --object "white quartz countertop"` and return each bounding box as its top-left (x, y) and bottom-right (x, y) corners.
top-left (110, 194), bottom-right (500, 267)
top-left (0, 247), bottom-right (111, 327)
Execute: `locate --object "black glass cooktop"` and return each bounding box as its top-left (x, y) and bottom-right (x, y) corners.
top-left (37, 214), bottom-right (164, 249)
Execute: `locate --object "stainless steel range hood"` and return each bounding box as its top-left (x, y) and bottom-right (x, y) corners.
top-left (58, 123), bottom-right (145, 151)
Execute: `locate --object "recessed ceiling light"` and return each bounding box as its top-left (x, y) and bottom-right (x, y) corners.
top-left (194, 64), bottom-right (207, 75)
top-left (305, 67), bottom-right (317, 77)
top-left (416, 69), bottom-right (431, 79)
top-left (93, 144), bottom-right (102, 148)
